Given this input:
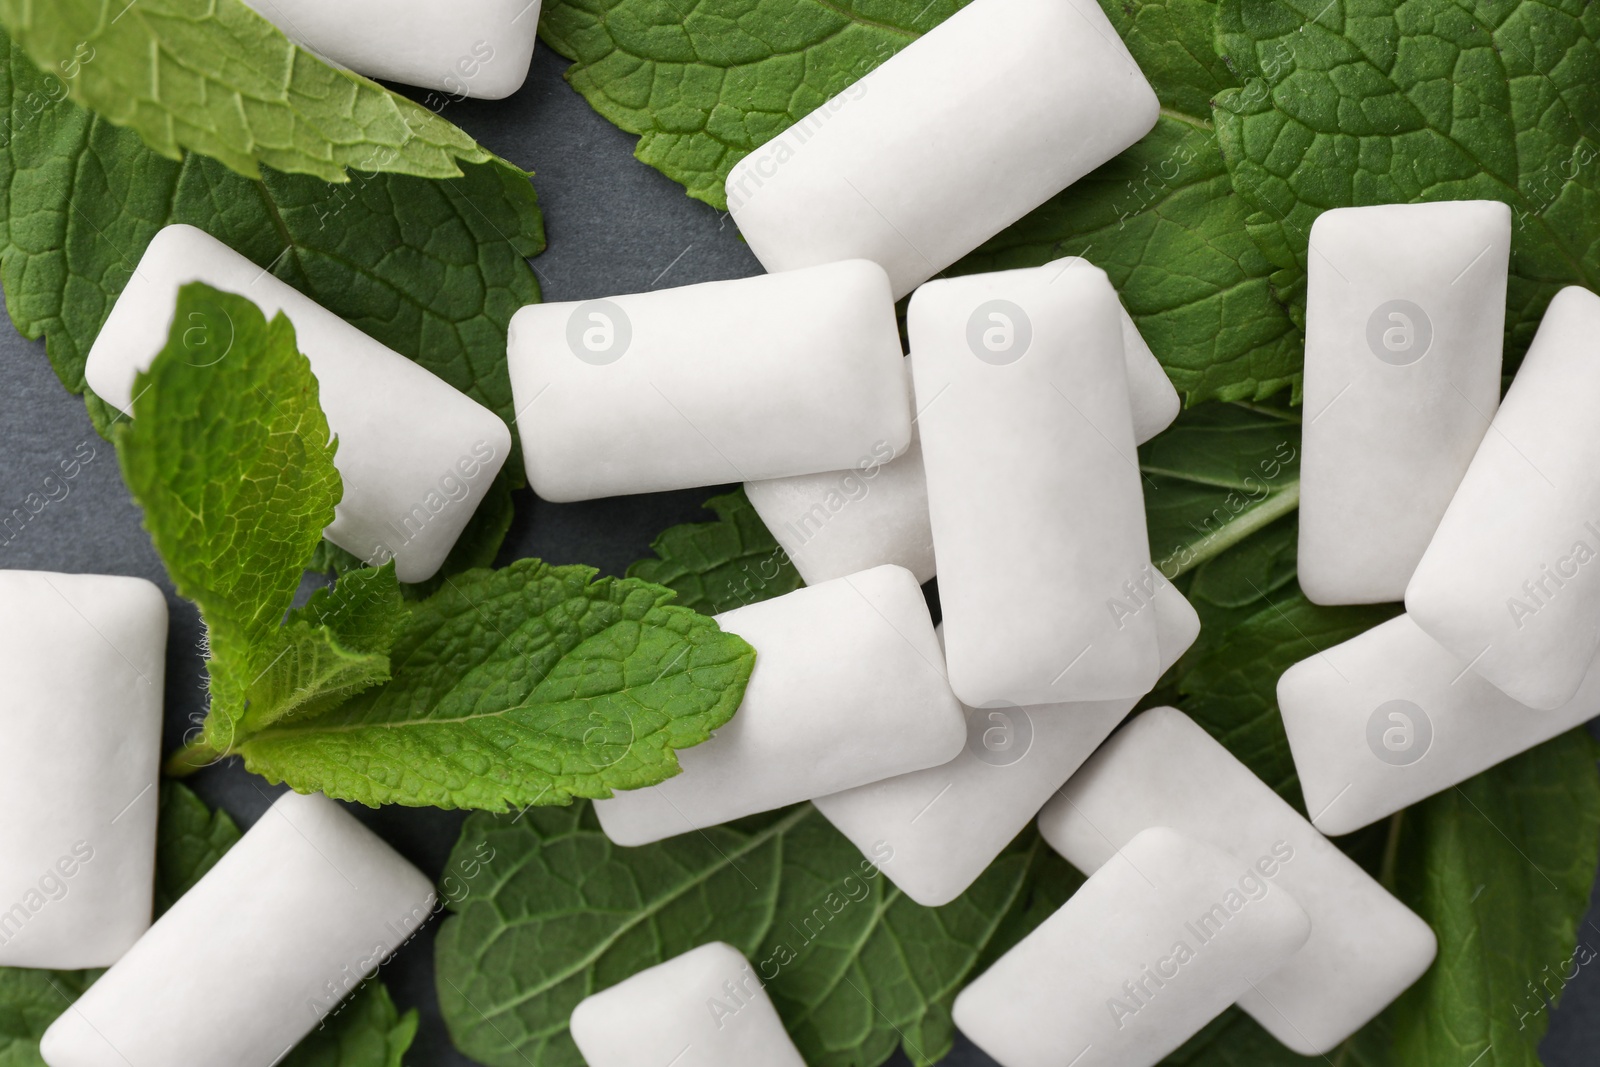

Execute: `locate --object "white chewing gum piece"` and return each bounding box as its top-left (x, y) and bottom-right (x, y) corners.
top-left (745, 290), bottom-right (1179, 587)
top-left (82, 224), bottom-right (513, 584)
top-left (1299, 200), bottom-right (1509, 605)
top-left (1279, 612), bottom-right (1600, 837)
top-left (812, 574), bottom-right (1199, 906)
top-left (1037, 708), bottom-right (1437, 1055)
top-left (954, 827), bottom-right (1312, 1067)
top-left (507, 260), bottom-right (910, 502)
top-left (39, 792), bottom-right (436, 1067)
top-left (1407, 285), bottom-right (1600, 709)
top-left (724, 0), bottom-right (1158, 299)
top-left (0, 571), bottom-right (164, 969)
top-left (910, 260), bottom-right (1159, 707)
top-left (570, 942), bottom-right (805, 1067)
top-left (241, 0), bottom-right (539, 99)
top-left (592, 565), bottom-right (964, 847)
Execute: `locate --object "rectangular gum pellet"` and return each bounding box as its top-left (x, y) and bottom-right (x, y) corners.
top-left (592, 565), bottom-right (964, 847)
top-left (82, 224), bottom-right (513, 584)
top-left (909, 260), bottom-right (1160, 706)
top-left (1406, 285), bottom-right (1600, 709)
top-left (746, 285), bottom-right (1179, 587)
top-left (40, 791), bottom-right (436, 1067)
top-left (1299, 201), bottom-right (1509, 605)
top-left (1279, 613), bottom-right (1600, 836)
top-left (1037, 708), bottom-right (1437, 1054)
top-left (811, 573), bottom-right (1198, 906)
top-left (0, 571), bottom-right (165, 969)
top-left (507, 260), bottom-right (911, 502)
top-left (241, 0), bottom-right (539, 99)
top-left (953, 827), bottom-right (1311, 1067)
top-left (724, 0), bottom-right (1158, 300)
top-left (570, 942), bottom-right (806, 1067)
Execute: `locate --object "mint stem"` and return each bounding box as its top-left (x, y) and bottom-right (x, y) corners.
top-left (164, 738), bottom-right (227, 778)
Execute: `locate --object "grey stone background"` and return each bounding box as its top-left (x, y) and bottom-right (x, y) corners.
top-left (1, 43), bottom-right (1597, 1067)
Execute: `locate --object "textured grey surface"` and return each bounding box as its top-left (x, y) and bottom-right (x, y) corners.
top-left (1, 41), bottom-right (1597, 1067)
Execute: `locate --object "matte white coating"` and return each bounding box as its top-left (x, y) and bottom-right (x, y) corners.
top-left (1038, 707), bottom-right (1437, 1054)
top-left (954, 827), bottom-right (1312, 1067)
top-left (910, 260), bottom-right (1159, 706)
top-left (1279, 612), bottom-right (1600, 836)
top-left (592, 565), bottom-right (964, 847)
top-left (242, 0), bottom-right (539, 99)
top-left (83, 224), bottom-right (513, 584)
top-left (1407, 285), bottom-right (1600, 709)
top-left (812, 574), bottom-right (1199, 906)
top-left (1299, 201), bottom-right (1509, 605)
top-left (570, 942), bottom-right (806, 1067)
top-left (508, 259), bottom-right (911, 502)
top-left (745, 299), bottom-right (1179, 587)
top-left (40, 791), bottom-right (436, 1067)
top-left (724, 0), bottom-right (1158, 299)
top-left (0, 570), bottom-right (165, 969)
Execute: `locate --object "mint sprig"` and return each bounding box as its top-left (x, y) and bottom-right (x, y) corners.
top-left (122, 283), bottom-right (755, 806)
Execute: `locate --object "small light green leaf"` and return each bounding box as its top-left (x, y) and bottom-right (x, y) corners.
top-left (626, 489), bottom-right (803, 615)
top-left (0, 29), bottom-right (542, 479)
top-left (241, 564), bottom-right (408, 734)
top-left (235, 559), bottom-right (758, 810)
top-left (433, 802), bottom-right (1080, 1067)
top-left (154, 780), bottom-right (242, 914)
top-left (0, 0), bottom-right (497, 183)
top-left (115, 282), bottom-right (342, 750)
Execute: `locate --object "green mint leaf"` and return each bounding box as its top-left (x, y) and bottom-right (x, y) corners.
top-left (154, 780), bottom-right (242, 914)
top-left (282, 982), bottom-right (420, 1067)
top-left (0, 0), bottom-right (496, 183)
top-left (1363, 730), bottom-right (1600, 1067)
top-left (433, 802), bottom-right (1080, 1067)
top-left (626, 489), bottom-right (803, 615)
top-left (116, 282), bottom-right (342, 751)
top-left (0, 784), bottom-right (416, 1067)
top-left (241, 564), bottom-right (408, 734)
top-left (233, 559), bottom-right (758, 809)
top-left (0, 29), bottom-right (542, 481)
top-left (1140, 403), bottom-right (1301, 580)
top-left (1211, 0), bottom-right (1600, 363)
